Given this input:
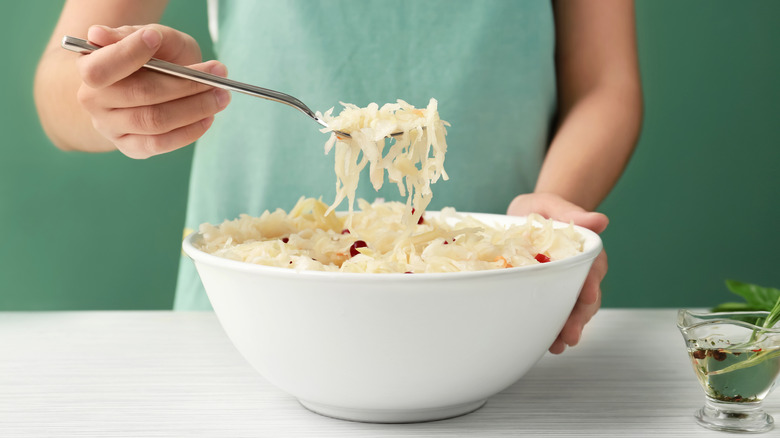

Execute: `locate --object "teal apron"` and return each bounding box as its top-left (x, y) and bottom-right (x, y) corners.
top-left (176, 0), bottom-right (556, 310)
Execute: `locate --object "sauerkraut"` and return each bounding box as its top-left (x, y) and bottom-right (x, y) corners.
top-left (198, 197), bottom-right (585, 273)
top-left (317, 99), bottom-right (448, 227)
top-left (197, 99), bottom-right (586, 272)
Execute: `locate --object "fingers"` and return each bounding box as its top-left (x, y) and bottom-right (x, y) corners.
top-left (577, 250), bottom-right (607, 306)
top-left (548, 294), bottom-right (601, 355)
top-left (564, 289), bottom-right (602, 344)
top-left (548, 250), bottom-right (607, 355)
top-left (78, 24), bottom-right (215, 104)
top-left (116, 116), bottom-right (215, 159)
top-left (82, 61), bottom-right (226, 109)
top-left (561, 210), bottom-right (609, 234)
top-left (97, 87), bottom-right (229, 137)
top-left (509, 194), bottom-right (608, 355)
top-left (72, 24), bottom-right (229, 158)
top-left (82, 74), bottom-right (230, 159)
top-left (507, 193), bottom-right (609, 233)
top-left (548, 337), bottom-right (567, 355)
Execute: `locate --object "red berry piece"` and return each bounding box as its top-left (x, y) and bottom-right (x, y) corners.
top-left (349, 240), bottom-right (368, 257)
top-left (411, 208), bottom-right (424, 224)
top-left (534, 253), bottom-right (551, 263)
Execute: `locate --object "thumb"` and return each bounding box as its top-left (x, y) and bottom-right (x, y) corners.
top-left (88, 24), bottom-right (203, 65)
top-left (556, 210), bottom-right (609, 234)
top-left (87, 25), bottom-right (147, 47)
top-left (507, 193), bottom-right (609, 234)
top-left (78, 26), bottom-right (162, 89)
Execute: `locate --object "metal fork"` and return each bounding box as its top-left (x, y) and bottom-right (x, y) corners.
top-left (61, 35), bottom-right (353, 138)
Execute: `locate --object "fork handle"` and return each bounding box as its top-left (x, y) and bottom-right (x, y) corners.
top-left (61, 35), bottom-right (325, 127)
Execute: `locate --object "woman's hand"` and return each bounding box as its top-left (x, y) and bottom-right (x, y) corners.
top-left (507, 193), bottom-right (609, 354)
top-left (75, 24), bottom-right (230, 158)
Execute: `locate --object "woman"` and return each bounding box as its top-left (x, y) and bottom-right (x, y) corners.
top-left (34, 0), bottom-right (642, 354)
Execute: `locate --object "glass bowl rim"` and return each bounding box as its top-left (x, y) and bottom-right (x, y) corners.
top-left (677, 309), bottom-right (780, 333)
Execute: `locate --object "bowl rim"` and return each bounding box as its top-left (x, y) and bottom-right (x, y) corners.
top-left (182, 211), bottom-right (603, 281)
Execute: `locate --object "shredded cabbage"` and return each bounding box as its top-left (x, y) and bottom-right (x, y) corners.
top-left (317, 99), bottom-right (448, 228)
top-left (197, 99), bottom-right (585, 272)
top-left (198, 197), bottom-right (584, 273)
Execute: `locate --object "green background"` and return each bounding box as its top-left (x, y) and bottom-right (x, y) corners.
top-left (1, 1), bottom-right (778, 310)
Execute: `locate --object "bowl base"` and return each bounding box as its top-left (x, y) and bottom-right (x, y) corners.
top-left (695, 399), bottom-right (774, 433)
top-left (299, 398), bottom-right (486, 423)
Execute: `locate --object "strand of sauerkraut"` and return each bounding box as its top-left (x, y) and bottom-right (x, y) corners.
top-left (198, 197), bottom-right (584, 273)
top-left (316, 99), bottom-right (449, 228)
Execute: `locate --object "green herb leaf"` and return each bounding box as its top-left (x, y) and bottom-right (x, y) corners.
top-left (707, 280), bottom-right (780, 375)
top-left (708, 349), bottom-right (780, 375)
top-left (764, 295), bottom-right (780, 329)
top-left (725, 280), bottom-right (780, 310)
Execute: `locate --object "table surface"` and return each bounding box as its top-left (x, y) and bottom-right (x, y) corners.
top-left (1, 309), bottom-right (777, 437)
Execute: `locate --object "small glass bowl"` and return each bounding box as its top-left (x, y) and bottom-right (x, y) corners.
top-left (677, 309), bottom-right (780, 433)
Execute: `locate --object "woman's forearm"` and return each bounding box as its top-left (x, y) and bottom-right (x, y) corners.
top-left (539, 0), bottom-right (643, 211)
top-left (534, 84), bottom-right (642, 211)
top-left (35, 47), bottom-right (116, 152)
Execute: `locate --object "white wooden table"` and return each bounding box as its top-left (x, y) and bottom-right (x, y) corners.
top-left (1, 309), bottom-right (777, 437)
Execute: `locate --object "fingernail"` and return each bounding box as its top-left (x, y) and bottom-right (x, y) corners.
top-left (209, 63), bottom-right (228, 77)
top-left (214, 89), bottom-right (230, 109)
top-left (141, 28), bottom-right (162, 49)
top-left (201, 116), bottom-right (215, 129)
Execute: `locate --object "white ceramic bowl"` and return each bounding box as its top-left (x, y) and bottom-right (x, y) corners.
top-left (183, 212), bottom-right (602, 423)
